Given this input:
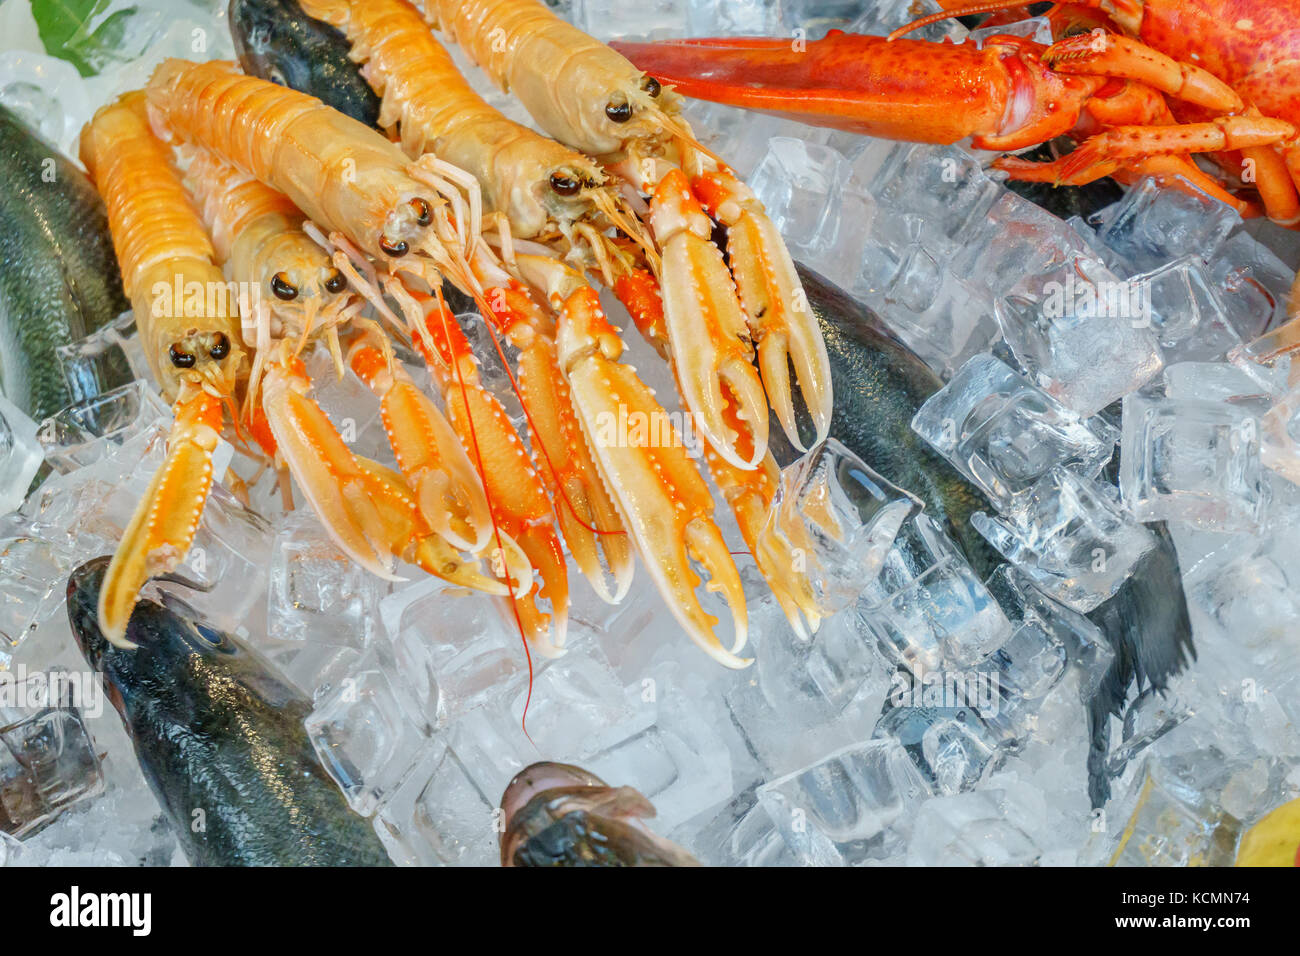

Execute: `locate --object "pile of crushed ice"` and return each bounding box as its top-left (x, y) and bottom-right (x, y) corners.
top-left (3, 0), bottom-right (1299, 866)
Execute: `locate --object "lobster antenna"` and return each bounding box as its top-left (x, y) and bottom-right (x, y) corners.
top-left (887, 1), bottom-right (1030, 41)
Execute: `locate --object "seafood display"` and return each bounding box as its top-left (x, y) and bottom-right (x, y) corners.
top-left (0, 0), bottom-right (1298, 873)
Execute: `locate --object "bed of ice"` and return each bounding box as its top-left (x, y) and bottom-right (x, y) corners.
top-left (2, 0), bottom-right (1299, 866)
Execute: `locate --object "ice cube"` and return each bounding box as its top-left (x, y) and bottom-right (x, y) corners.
top-left (35, 380), bottom-right (170, 476)
top-left (757, 737), bottom-right (932, 866)
top-left (857, 514), bottom-right (1013, 672)
top-left (1120, 392), bottom-right (1269, 532)
top-left (674, 786), bottom-right (799, 867)
top-left (1259, 385), bottom-right (1300, 487)
top-left (1094, 176), bottom-right (1238, 275)
top-left (875, 688), bottom-right (1004, 794)
top-left (1207, 231), bottom-right (1293, 340)
top-left (268, 509), bottom-right (388, 648)
top-left (305, 644), bottom-right (434, 816)
top-left (0, 533), bottom-right (81, 668)
top-left (760, 439), bottom-right (921, 621)
top-left (384, 580), bottom-right (533, 728)
top-left (973, 468), bottom-right (1157, 612)
top-left (1134, 257), bottom-right (1242, 363)
top-left (55, 312), bottom-right (152, 407)
top-left (572, 0), bottom-right (688, 40)
top-left (1107, 687), bottom-right (1191, 777)
top-left (0, 395), bottom-right (42, 515)
top-left (748, 138), bottom-right (864, 258)
top-left (0, 50), bottom-right (91, 157)
top-left (969, 15), bottom-right (1053, 46)
top-left (912, 353), bottom-right (1118, 511)
top-left (906, 789), bottom-right (1043, 865)
top-left (1102, 751), bottom-right (1254, 867)
top-left (371, 738), bottom-right (499, 867)
top-left (849, 0), bottom-right (968, 42)
top-left (687, 0), bottom-right (781, 35)
top-left (881, 145), bottom-right (1003, 247)
top-left (986, 564), bottom-right (1113, 702)
top-left (994, 258), bottom-right (1164, 416)
top-left (778, 0), bottom-right (874, 39)
top-left (0, 696), bottom-right (104, 837)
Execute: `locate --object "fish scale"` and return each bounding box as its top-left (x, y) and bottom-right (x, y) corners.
top-left (0, 105), bottom-right (131, 421)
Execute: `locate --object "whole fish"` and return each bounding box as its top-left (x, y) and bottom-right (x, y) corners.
top-left (781, 264), bottom-right (1194, 808)
top-left (0, 105), bottom-right (131, 421)
top-left (66, 557), bottom-right (393, 866)
top-left (229, 0), bottom-right (382, 130)
top-left (500, 763), bottom-right (700, 867)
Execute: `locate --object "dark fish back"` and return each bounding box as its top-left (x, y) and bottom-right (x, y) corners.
top-left (229, 0), bottom-right (382, 130)
top-left (0, 106), bottom-right (131, 420)
top-left (67, 563), bottom-right (392, 866)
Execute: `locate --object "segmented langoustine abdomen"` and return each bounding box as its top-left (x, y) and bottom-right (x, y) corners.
top-left (416, 0), bottom-right (670, 157)
top-left (80, 91), bottom-right (244, 399)
top-left (81, 93), bottom-right (220, 305)
top-left (182, 145), bottom-right (339, 307)
top-left (301, 0), bottom-right (605, 239)
top-left (146, 59), bottom-right (437, 261)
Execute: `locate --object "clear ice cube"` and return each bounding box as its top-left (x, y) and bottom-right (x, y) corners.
top-left (0, 697), bottom-right (104, 837)
top-left (912, 353), bottom-right (1118, 511)
top-left (1120, 392), bottom-right (1269, 532)
top-left (906, 789), bottom-right (1043, 866)
top-left (994, 257), bottom-right (1164, 416)
top-left (757, 737), bottom-right (931, 866)
top-left (1135, 257), bottom-right (1241, 363)
top-left (1094, 176), bottom-right (1238, 275)
top-left (973, 468), bottom-right (1157, 612)
top-left (268, 508), bottom-right (388, 648)
top-left (0, 394), bottom-right (43, 515)
top-left (760, 438), bottom-right (921, 621)
top-left (305, 643), bottom-right (434, 816)
top-left (857, 514), bottom-right (1013, 672)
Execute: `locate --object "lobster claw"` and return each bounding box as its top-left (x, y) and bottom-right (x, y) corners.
top-left (98, 382), bottom-right (224, 647)
top-left (693, 168), bottom-right (832, 450)
top-left (556, 285), bottom-right (750, 668)
top-left (260, 349), bottom-right (508, 595)
top-left (348, 329), bottom-right (495, 554)
top-left (612, 32), bottom-right (1013, 140)
top-left (648, 168), bottom-right (768, 471)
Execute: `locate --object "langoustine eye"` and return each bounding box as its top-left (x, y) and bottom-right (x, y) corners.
top-left (324, 269), bottom-right (347, 293)
top-left (271, 272), bottom-right (299, 300)
top-left (169, 344), bottom-right (196, 369)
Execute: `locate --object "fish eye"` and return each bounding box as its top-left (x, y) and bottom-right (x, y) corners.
top-left (271, 272), bottom-right (298, 300)
top-left (605, 98), bottom-right (633, 123)
top-left (549, 172), bottom-right (581, 196)
top-left (169, 345), bottom-right (196, 369)
top-left (410, 197), bottom-right (433, 226)
top-left (269, 67), bottom-right (287, 86)
top-left (209, 333), bottom-right (231, 361)
top-left (641, 76), bottom-right (661, 98)
top-left (324, 269), bottom-right (347, 293)
top-left (380, 235), bottom-right (409, 257)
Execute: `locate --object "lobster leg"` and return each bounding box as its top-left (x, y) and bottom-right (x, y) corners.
top-left (691, 168), bottom-right (833, 450)
top-left (348, 328), bottom-right (496, 555)
top-left (615, 262), bottom-right (822, 637)
top-left (556, 285), bottom-right (750, 668)
top-left (993, 114), bottom-right (1296, 186)
top-left (260, 349), bottom-right (508, 595)
top-left (98, 383), bottom-right (223, 647)
top-left (411, 297), bottom-right (570, 657)
top-left (1043, 32), bottom-right (1244, 112)
top-left (646, 168), bottom-right (769, 471)
top-left (477, 271), bottom-right (636, 605)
